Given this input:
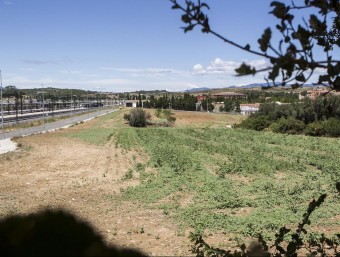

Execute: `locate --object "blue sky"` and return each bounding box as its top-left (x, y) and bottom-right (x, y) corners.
top-left (0, 0), bottom-right (334, 92)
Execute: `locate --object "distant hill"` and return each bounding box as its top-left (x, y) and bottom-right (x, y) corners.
top-left (184, 83), bottom-right (317, 92)
top-left (184, 87), bottom-right (212, 93)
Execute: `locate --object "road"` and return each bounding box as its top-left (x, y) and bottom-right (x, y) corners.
top-left (0, 108), bottom-right (117, 140)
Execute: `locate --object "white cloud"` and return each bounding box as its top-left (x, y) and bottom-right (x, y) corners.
top-left (3, 1), bottom-right (13, 5)
top-left (192, 64), bottom-right (206, 74)
top-left (100, 67), bottom-right (174, 76)
top-left (23, 60), bottom-right (58, 65)
top-left (193, 57), bottom-right (268, 75)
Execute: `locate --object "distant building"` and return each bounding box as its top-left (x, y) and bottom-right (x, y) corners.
top-left (124, 100), bottom-right (138, 108)
top-left (196, 92), bottom-right (246, 103)
top-left (213, 92), bottom-right (246, 100)
top-left (302, 89), bottom-right (329, 100)
top-left (240, 103), bottom-right (260, 115)
top-left (298, 88), bottom-right (340, 100)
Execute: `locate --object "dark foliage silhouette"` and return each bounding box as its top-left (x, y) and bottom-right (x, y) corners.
top-left (0, 209), bottom-right (147, 257)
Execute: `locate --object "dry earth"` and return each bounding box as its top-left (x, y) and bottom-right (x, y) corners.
top-left (0, 111), bottom-right (245, 256)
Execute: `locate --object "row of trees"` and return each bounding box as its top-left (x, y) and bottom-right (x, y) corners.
top-left (137, 93), bottom-right (197, 111)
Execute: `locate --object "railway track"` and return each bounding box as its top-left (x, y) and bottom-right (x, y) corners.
top-left (1, 108), bottom-right (96, 126)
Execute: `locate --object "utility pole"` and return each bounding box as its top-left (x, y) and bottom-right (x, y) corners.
top-left (41, 84), bottom-right (45, 131)
top-left (0, 70), bottom-right (4, 138)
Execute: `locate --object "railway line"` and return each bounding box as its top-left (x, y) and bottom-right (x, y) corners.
top-left (1, 107), bottom-right (98, 126)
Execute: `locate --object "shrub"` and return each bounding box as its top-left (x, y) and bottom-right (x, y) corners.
top-left (127, 108), bottom-right (150, 127)
top-left (304, 121), bottom-right (326, 137)
top-left (155, 109), bottom-right (162, 118)
top-left (167, 115), bottom-right (176, 123)
top-left (324, 117), bottom-right (340, 137)
top-left (155, 109), bottom-right (176, 124)
top-left (269, 117), bottom-right (306, 134)
top-left (237, 114), bottom-right (272, 131)
top-left (123, 113), bottom-right (131, 122)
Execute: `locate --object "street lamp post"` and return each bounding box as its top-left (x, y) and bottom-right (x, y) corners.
top-left (87, 91), bottom-right (89, 118)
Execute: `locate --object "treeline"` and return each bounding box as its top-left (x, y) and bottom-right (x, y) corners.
top-left (241, 90), bottom-right (299, 103)
top-left (237, 95), bottom-right (340, 137)
top-left (137, 93), bottom-right (197, 111)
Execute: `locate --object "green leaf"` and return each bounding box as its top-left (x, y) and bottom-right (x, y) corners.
top-left (235, 63), bottom-right (256, 76)
top-left (270, 1), bottom-right (287, 19)
top-left (309, 14), bottom-right (321, 30)
top-left (268, 66), bottom-right (279, 81)
top-left (184, 24), bottom-right (195, 33)
top-left (258, 27), bottom-right (272, 52)
top-left (296, 74), bottom-right (306, 82)
top-left (297, 25), bottom-right (311, 48)
top-left (181, 14), bottom-right (191, 24)
top-left (201, 17), bottom-right (210, 33)
top-left (171, 3), bottom-right (180, 9)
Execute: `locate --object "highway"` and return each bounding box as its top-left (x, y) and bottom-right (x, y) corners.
top-left (0, 108), bottom-right (117, 140)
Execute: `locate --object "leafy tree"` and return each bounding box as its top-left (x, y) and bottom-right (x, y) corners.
top-left (170, 0), bottom-right (340, 90)
top-left (223, 99), bottom-right (234, 112)
top-left (234, 100), bottom-right (241, 113)
top-left (201, 98), bottom-right (214, 112)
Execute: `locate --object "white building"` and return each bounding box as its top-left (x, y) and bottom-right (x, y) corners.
top-left (240, 103), bottom-right (260, 115)
top-left (124, 100), bottom-right (138, 108)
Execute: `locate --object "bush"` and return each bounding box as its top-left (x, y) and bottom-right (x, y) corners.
top-left (155, 109), bottom-right (162, 118)
top-left (123, 113), bottom-right (131, 122)
top-left (269, 117), bottom-right (306, 134)
top-left (126, 108), bottom-right (151, 127)
top-left (304, 121), bottom-right (326, 136)
top-left (163, 110), bottom-right (176, 123)
top-left (324, 117), bottom-right (340, 137)
top-left (237, 114), bottom-right (272, 131)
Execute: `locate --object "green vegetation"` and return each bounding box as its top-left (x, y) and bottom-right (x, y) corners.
top-left (238, 96), bottom-right (340, 137)
top-left (141, 93), bottom-right (197, 111)
top-left (123, 108), bottom-right (151, 127)
top-left (69, 110), bottom-right (339, 252)
top-left (68, 110), bottom-right (123, 145)
top-left (154, 109), bottom-right (176, 123)
top-left (114, 127), bottom-right (340, 240)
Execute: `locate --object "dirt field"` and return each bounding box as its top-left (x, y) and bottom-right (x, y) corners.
top-left (0, 110), bottom-right (244, 256)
